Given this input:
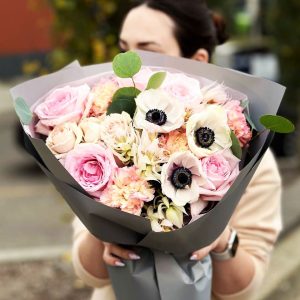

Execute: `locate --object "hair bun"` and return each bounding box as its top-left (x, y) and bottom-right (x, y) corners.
top-left (211, 11), bottom-right (229, 45)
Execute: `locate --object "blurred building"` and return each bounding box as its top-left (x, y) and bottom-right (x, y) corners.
top-left (0, 0), bottom-right (53, 79)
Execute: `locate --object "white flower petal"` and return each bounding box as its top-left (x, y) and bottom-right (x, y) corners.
top-left (190, 200), bottom-right (207, 216)
top-left (161, 151), bottom-right (204, 206)
top-left (173, 188), bottom-right (198, 206)
top-left (134, 89), bottom-right (185, 133)
top-left (151, 220), bottom-right (163, 232)
top-left (186, 105), bottom-right (231, 158)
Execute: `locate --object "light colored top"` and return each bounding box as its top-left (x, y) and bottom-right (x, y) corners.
top-left (72, 149), bottom-right (282, 300)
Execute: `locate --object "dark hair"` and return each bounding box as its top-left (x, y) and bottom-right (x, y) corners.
top-left (131, 0), bottom-right (228, 58)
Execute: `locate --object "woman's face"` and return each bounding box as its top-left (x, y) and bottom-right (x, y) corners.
top-left (119, 5), bottom-right (182, 57)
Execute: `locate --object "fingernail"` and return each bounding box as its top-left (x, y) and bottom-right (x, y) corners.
top-left (190, 254), bottom-right (198, 260)
top-left (129, 253), bottom-right (141, 260)
top-left (115, 261), bottom-right (125, 267)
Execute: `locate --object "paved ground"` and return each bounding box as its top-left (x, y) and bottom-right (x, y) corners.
top-left (265, 266), bottom-right (300, 300)
top-left (258, 225), bottom-right (300, 300)
top-left (0, 112), bottom-right (73, 251)
top-left (0, 258), bottom-right (91, 300)
top-left (1, 80), bottom-right (300, 299)
top-left (1, 80), bottom-right (74, 252)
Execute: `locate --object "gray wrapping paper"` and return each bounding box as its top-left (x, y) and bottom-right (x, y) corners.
top-left (11, 51), bottom-right (285, 300)
top-left (108, 250), bottom-right (212, 300)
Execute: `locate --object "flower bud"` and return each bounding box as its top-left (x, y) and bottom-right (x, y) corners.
top-left (166, 207), bottom-right (183, 229)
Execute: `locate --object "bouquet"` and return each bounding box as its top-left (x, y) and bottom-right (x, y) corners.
top-left (11, 51), bottom-right (293, 300)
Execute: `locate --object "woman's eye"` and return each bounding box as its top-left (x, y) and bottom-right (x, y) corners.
top-left (140, 47), bottom-right (162, 54)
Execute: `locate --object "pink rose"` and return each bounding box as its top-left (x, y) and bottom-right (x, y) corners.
top-left (63, 143), bottom-right (117, 198)
top-left (117, 68), bottom-right (154, 90)
top-left (162, 73), bottom-right (202, 107)
top-left (223, 100), bottom-right (252, 147)
top-left (199, 150), bottom-right (240, 201)
top-left (34, 84), bottom-right (90, 135)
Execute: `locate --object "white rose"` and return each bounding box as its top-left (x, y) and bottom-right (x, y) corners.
top-left (79, 117), bottom-right (102, 143)
top-left (46, 122), bottom-right (83, 158)
top-left (201, 82), bottom-right (228, 104)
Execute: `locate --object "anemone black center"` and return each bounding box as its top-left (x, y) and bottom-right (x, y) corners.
top-left (171, 167), bottom-right (192, 189)
top-left (145, 109), bottom-right (167, 126)
top-left (195, 127), bottom-right (215, 148)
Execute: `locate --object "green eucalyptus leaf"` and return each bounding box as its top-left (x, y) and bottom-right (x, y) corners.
top-left (146, 72), bottom-right (167, 90)
top-left (230, 131), bottom-right (242, 159)
top-left (14, 97), bottom-right (33, 125)
top-left (260, 115), bottom-right (295, 133)
top-left (107, 87), bottom-right (141, 118)
top-left (107, 100), bottom-right (136, 118)
top-left (112, 51), bottom-right (142, 78)
top-left (112, 87), bottom-right (141, 101)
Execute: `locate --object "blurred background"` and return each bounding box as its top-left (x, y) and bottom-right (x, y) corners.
top-left (0, 0), bottom-right (299, 299)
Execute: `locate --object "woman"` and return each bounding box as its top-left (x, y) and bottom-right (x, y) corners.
top-left (72, 1), bottom-right (282, 299)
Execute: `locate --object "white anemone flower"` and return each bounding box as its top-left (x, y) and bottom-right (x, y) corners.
top-left (161, 151), bottom-right (206, 206)
top-left (134, 89), bottom-right (185, 133)
top-left (186, 105), bottom-right (232, 158)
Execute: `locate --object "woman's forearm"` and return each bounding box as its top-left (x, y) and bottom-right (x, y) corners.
top-left (78, 233), bottom-right (109, 279)
top-left (212, 248), bottom-right (255, 295)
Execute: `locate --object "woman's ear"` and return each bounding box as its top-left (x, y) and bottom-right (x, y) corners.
top-left (191, 49), bottom-right (209, 63)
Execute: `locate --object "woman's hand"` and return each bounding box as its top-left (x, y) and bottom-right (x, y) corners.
top-left (103, 243), bottom-right (141, 267)
top-left (102, 227), bottom-right (231, 267)
top-left (190, 226), bottom-right (231, 261)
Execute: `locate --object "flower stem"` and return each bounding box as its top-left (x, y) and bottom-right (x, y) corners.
top-left (251, 128), bottom-right (268, 141)
top-left (131, 77), bottom-right (138, 96)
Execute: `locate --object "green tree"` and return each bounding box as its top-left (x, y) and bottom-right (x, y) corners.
top-left (267, 0), bottom-right (300, 106)
top-left (266, 0), bottom-right (300, 158)
top-left (48, 0), bottom-right (131, 70)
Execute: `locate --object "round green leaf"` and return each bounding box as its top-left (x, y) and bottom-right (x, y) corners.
top-left (260, 115), bottom-right (295, 133)
top-left (107, 87), bottom-right (140, 118)
top-left (107, 99), bottom-right (136, 118)
top-left (14, 97), bottom-right (33, 125)
top-left (146, 72), bottom-right (167, 90)
top-left (112, 87), bottom-right (141, 101)
top-left (113, 51), bottom-right (142, 78)
top-left (230, 131), bottom-right (242, 159)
